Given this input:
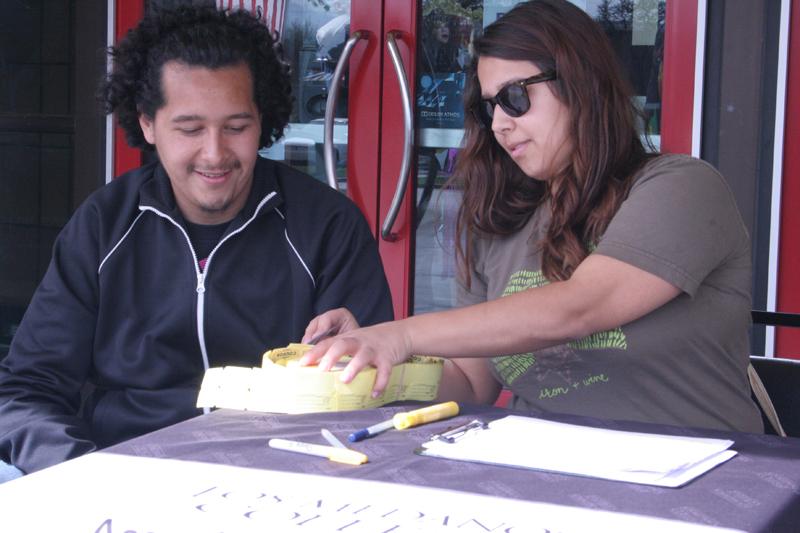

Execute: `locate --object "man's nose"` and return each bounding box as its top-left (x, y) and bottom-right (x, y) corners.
top-left (201, 130), bottom-right (226, 163)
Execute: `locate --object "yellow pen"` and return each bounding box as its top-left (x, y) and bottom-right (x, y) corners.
top-left (268, 438), bottom-right (368, 465)
top-left (393, 401), bottom-right (459, 430)
top-left (348, 401), bottom-right (460, 442)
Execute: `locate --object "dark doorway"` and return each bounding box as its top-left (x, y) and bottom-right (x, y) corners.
top-left (0, 1), bottom-right (108, 358)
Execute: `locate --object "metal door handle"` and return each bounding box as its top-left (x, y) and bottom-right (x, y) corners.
top-left (381, 31), bottom-right (414, 241)
top-left (323, 30), bottom-right (368, 191)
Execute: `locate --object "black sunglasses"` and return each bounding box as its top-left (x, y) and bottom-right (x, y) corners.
top-left (476, 70), bottom-right (557, 128)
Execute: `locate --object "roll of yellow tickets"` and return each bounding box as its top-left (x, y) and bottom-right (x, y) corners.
top-left (196, 343), bottom-right (443, 414)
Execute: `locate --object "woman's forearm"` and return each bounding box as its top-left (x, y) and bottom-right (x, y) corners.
top-left (401, 254), bottom-right (680, 359)
top-left (401, 280), bottom-right (580, 359)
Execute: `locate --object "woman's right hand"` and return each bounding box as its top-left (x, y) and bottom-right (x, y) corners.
top-left (299, 319), bottom-right (414, 398)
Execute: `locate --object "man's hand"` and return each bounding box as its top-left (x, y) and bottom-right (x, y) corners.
top-left (301, 308), bottom-right (360, 344)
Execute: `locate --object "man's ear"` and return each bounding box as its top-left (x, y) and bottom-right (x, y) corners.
top-left (139, 114), bottom-right (155, 145)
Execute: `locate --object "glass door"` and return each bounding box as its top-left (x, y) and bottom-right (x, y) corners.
top-left (253, 0), bottom-right (387, 234)
top-left (260, 0), bottom-right (353, 188)
top-left (413, 1), bottom-right (481, 315)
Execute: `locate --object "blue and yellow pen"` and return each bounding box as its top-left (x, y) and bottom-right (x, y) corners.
top-left (348, 401), bottom-right (459, 442)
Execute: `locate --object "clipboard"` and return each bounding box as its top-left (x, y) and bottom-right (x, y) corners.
top-left (415, 415), bottom-right (737, 488)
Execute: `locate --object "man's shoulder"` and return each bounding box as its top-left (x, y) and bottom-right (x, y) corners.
top-left (256, 157), bottom-right (359, 215)
top-left (84, 162), bottom-right (158, 207)
top-left (254, 158), bottom-right (373, 247)
top-left (67, 162), bottom-right (159, 242)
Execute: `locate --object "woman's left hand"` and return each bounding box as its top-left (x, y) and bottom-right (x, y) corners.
top-left (299, 320), bottom-right (413, 398)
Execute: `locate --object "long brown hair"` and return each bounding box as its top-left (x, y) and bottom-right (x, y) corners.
top-left (452, 0), bottom-right (655, 284)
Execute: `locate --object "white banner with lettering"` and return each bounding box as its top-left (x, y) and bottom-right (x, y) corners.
top-left (0, 452), bottom-right (744, 532)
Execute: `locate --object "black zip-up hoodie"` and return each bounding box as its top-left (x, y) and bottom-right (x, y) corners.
top-left (0, 157), bottom-right (393, 474)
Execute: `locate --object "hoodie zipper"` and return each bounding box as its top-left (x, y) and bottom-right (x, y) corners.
top-left (139, 207), bottom-right (210, 379)
top-left (139, 191), bottom-right (277, 379)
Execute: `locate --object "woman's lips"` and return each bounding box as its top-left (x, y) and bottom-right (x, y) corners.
top-left (509, 141), bottom-right (529, 158)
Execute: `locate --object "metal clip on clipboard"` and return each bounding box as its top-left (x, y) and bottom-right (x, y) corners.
top-left (430, 419), bottom-right (488, 443)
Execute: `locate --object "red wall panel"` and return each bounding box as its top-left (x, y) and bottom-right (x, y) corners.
top-left (776, 0), bottom-right (800, 357)
top-left (113, 1), bottom-right (145, 177)
top-left (661, 1), bottom-right (697, 155)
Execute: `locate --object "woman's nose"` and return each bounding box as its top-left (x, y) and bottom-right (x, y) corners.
top-left (491, 105), bottom-right (514, 134)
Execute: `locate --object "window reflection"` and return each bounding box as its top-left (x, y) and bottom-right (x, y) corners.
top-left (265, 1), bottom-right (351, 186)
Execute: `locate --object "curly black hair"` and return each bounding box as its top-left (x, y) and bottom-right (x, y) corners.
top-left (100, 5), bottom-right (293, 150)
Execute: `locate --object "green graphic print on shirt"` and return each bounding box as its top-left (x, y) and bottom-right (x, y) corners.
top-left (491, 269), bottom-right (628, 387)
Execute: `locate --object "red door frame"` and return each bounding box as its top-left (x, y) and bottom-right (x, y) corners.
top-left (113, 1), bottom-right (145, 177)
top-left (776, 0), bottom-right (800, 356)
top-left (347, 1), bottom-right (385, 234)
top-left (661, 1), bottom-right (697, 154)
top-left (375, 0), bottom-right (419, 319)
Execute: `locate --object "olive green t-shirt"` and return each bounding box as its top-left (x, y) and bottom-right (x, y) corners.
top-left (457, 154), bottom-right (763, 433)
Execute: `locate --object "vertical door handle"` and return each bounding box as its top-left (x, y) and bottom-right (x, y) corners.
top-left (323, 30), bottom-right (368, 191)
top-left (381, 31), bottom-right (414, 241)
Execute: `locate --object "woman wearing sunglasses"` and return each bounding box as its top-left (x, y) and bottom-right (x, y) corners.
top-left (302, 0), bottom-right (762, 433)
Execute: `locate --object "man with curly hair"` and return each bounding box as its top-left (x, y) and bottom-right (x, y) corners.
top-left (0, 5), bottom-right (392, 480)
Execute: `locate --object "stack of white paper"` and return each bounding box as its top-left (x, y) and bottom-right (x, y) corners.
top-left (418, 415), bottom-right (737, 487)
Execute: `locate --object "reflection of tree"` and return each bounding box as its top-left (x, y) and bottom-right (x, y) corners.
top-left (595, 0), bottom-right (665, 32)
top-left (304, 0), bottom-right (332, 10)
top-left (595, 0), bottom-right (666, 138)
top-left (596, 0), bottom-right (634, 30)
top-left (422, 0), bottom-right (482, 24)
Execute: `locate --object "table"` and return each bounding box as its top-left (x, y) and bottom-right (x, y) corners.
top-left (100, 402), bottom-right (800, 532)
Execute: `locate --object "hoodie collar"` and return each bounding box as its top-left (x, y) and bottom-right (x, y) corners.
top-left (138, 157), bottom-right (284, 227)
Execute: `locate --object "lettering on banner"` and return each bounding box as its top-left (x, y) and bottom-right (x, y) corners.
top-left (93, 517), bottom-right (155, 533)
top-left (189, 484), bottom-right (538, 531)
top-left (92, 483), bottom-right (560, 532)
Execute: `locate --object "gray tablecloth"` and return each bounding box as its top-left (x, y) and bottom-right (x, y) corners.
top-left (107, 402), bottom-right (800, 532)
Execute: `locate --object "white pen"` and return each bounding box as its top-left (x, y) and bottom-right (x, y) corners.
top-left (348, 419), bottom-right (395, 442)
top-left (321, 428), bottom-right (347, 449)
top-left (268, 438), bottom-right (368, 465)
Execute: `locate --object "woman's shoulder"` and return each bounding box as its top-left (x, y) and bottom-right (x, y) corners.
top-left (632, 153), bottom-right (734, 199)
top-left (636, 153), bottom-right (723, 181)
top-left (637, 152), bottom-right (715, 174)
top-left (621, 153), bottom-right (748, 240)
